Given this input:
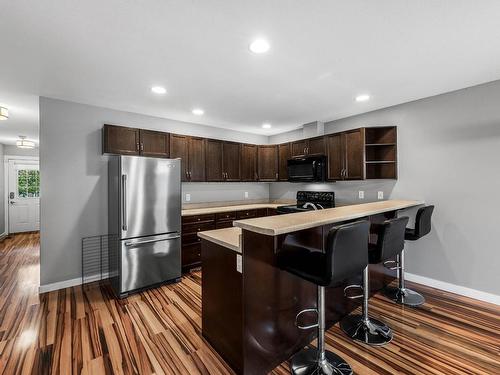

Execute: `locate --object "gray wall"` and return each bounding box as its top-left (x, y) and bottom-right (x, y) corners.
top-left (3, 145), bottom-right (39, 157)
top-left (0, 144), bottom-right (4, 234)
top-left (39, 97), bottom-right (268, 287)
top-left (271, 80), bottom-right (500, 296)
top-left (182, 182), bottom-right (270, 204)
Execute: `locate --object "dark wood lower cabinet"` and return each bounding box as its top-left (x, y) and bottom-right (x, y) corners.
top-left (181, 207), bottom-right (272, 271)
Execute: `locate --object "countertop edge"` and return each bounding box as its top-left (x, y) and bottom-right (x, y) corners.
top-left (181, 203), bottom-right (286, 217)
top-left (233, 200), bottom-right (425, 236)
top-left (197, 228), bottom-right (242, 253)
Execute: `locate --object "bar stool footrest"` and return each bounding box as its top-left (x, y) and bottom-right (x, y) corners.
top-left (295, 308), bottom-right (319, 330)
top-left (343, 284), bottom-right (363, 299)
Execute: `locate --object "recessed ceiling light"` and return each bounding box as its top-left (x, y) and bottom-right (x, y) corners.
top-left (0, 106), bottom-right (8, 120)
top-left (192, 108), bottom-right (204, 116)
top-left (249, 39), bottom-right (270, 54)
top-left (151, 86), bottom-right (167, 94)
top-left (355, 94), bottom-right (370, 102)
top-left (262, 123), bottom-right (272, 129)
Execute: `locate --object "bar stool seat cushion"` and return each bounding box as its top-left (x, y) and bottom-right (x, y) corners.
top-left (405, 228), bottom-right (419, 241)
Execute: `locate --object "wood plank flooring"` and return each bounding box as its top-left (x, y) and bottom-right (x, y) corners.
top-left (0, 232), bottom-right (499, 374)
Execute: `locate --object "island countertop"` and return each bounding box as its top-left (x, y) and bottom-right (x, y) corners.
top-left (197, 227), bottom-right (242, 253)
top-left (233, 200), bottom-right (423, 236)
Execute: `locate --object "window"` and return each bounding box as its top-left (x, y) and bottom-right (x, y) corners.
top-left (17, 169), bottom-right (40, 198)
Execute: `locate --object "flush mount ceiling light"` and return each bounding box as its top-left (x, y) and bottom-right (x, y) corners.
top-left (249, 39), bottom-right (270, 54)
top-left (262, 123), bottom-right (272, 129)
top-left (0, 106), bottom-right (8, 120)
top-left (151, 86), bottom-right (167, 94)
top-left (355, 94), bottom-right (370, 102)
top-left (192, 108), bottom-right (204, 116)
top-left (16, 136), bottom-right (35, 149)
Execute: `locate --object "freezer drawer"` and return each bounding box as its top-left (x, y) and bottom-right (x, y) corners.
top-left (119, 233), bottom-right (181, 295)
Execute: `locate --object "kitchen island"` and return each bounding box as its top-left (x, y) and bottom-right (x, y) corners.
top-left (199, 200), bottom-right (423, 374)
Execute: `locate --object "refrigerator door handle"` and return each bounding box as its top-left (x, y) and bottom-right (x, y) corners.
top-left (124, 233), bottom-right (181, 246)
top-left (122, 174), bottom-right (127, 231)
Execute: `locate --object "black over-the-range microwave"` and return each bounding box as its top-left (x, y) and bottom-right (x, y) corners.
top-left (287, 155), bottom-right (326, 182)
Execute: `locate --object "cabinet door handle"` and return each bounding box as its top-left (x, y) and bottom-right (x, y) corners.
top-left (275, 172), bottom-right (278, 179)
top-left (136, 143), bottom-right (140, 151)
top-left (140, 143), bottom-right (144, 151)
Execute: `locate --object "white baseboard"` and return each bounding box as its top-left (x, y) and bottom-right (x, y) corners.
top-left (405, 272), bottom-right (500, 306)
top-left (38, 272), bottom-right (110, 293)
top-left (39, 277), bottom-right (82, 293)
top-left (0, 232), bottom-right (7, 241)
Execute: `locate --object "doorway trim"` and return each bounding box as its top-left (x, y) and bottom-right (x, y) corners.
top-left (3, 155), bottom-right (39, 237)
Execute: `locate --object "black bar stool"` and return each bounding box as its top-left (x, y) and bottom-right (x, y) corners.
top-left (277, 220), bottom-right (370, 375)
top-left (383, 205), bottom-right (434, 306)
top-left (340, 216), bottom-right (409, 346)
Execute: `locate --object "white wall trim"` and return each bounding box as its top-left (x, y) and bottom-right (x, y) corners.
top-left (0, 231), bottom-right (6, 241)
top-left (39, 277), bottom-right (82, 293)
top-left (406, 272), bottom-right (500, 306)
top-left (38, 272), bottom-right (109, 293)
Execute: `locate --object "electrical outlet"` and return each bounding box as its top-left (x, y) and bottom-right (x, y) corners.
top-left (377, 191), bottom-right (384, 200)
top-left (236, 254), bottom-right (242, 273)
top-left (244, 191), bottom-right (249, 199)
top-left (358, 191), bottom-right (365, 199)
top-left (185, 193), bottom-right (191, 202)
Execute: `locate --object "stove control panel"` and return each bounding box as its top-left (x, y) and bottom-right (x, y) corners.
top-left (296, 191), bottom-right (335, 207)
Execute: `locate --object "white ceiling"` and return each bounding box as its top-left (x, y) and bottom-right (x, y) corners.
top-left (1, 0), bottom-right (500, 144)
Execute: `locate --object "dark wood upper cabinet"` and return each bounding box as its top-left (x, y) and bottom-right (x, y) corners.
top-left (223, 142), bottom-right (241, 181)
top-left (103, 124), bottom-right (140, 155)
top-left (258, 145), bottom-right (278, 181)
top-left (307, 136), bottom-right (326, 155)
top-left (170, 134), bottom-right (205, 181)
top-left (104, 125), bottom-right (396, 182)
top-left (278, 143), bottom-right (290, 181)
top-left (290, 140), bottom-right (308, 158)
top-left (240, 144), bottom-right (258, 181)
top-left (326, 128), bottom-right (365, 180)
top-left (290, 137), bottom-right (325, 157)
top-left (140, 130), bottom-right (169, 158)
top-left (326, 133), bottom-right (343, 180)
top-left (206, 139), bottom-right (223, 182)
top-left (170, 134), bottom-right (190, 181)
top-left (188, 137), bottom-right (206, 182)
top-left (343, 128), bottom-right (365, 180)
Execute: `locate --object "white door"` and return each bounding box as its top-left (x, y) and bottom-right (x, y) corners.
top-left (8, 161), bottom-right (40, 233)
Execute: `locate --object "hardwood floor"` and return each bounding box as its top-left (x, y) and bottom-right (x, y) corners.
top-left (0, 232), bottom-right (499, 374)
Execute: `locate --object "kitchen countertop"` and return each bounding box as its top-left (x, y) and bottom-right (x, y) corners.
top-left (182, 203), bottom-right (287, 216)
top-left (233, 200), bottom-right (423, 236)
top-left (197, 227), bottom-right (241, 253)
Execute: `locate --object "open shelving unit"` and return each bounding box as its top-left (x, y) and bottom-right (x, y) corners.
top-left (364, 126), bottom-right (398, 179)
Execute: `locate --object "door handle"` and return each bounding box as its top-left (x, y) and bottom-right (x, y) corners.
top-left (125, 234), bottom-right (181, 246)
top-left (122, 175), bottom-right (127, 231)
top-left (9, 201), bottom-right (16, 205)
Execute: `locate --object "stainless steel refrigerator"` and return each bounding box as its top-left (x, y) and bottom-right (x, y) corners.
top-left (108, 155), bottom-right (181, 298)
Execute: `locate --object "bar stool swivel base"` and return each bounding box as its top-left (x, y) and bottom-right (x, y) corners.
top-left (383, 286), bottom-right (425, 307)
top-left (290, 348), bottom-right (353, 375)
top-left (340, 315), bottom-right (393, 346)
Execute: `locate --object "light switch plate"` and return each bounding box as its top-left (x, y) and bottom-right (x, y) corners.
top-left (358, 191), bottom-right (364, 199)
top-left (378, 191), bottom-right (384, 200)
top-left (185, 193), bottom-right (191, 202)
top-left (236, 254), bottom-right (242, 273)
top-left (245, 192), bottom-right (249, 199)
